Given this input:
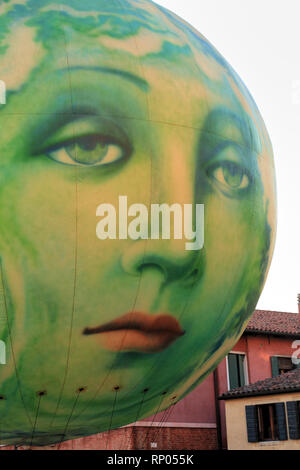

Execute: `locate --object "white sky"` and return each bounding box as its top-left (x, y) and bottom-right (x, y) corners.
top-left (157, 0), bottom-right (300, 313)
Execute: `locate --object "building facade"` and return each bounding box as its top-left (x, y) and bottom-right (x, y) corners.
top-left (221, 369), bottom-right (300, 450)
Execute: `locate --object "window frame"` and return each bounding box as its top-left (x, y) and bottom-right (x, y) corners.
top-left (270, 355), bottom-right (300, 377)
top-left (245, 402), bottom-right (288, 443)
top-left (226, 351), bottom-right (249, 391)
top-left (257, 403), bottom-right (278, 441)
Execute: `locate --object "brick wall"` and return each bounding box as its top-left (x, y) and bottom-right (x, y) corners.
top-left (133, 427), bottom-right (217, 450)
top-left (0, 426), bottom-right (217, 450)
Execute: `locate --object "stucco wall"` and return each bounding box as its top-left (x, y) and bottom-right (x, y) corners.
top-left (143, 372), bottom-right (217, 426)
top-left (225, 392), bottom-right (300, 450)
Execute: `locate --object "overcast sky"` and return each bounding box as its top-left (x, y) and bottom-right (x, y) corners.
top-left (156, 0), bottom-right (300, 313)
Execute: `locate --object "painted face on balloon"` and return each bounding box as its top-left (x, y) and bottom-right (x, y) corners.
top-left (0, 0), bottom-right (276, 445)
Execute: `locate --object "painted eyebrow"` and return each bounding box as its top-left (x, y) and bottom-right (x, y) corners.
top-left (203, 108), bottom-right (260, 154)
top-left (58, 66), bottom-right (150, 92)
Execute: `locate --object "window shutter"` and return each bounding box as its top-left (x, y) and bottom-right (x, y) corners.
top-left (238, 354), bottom-right (245, 387)
top-left (270, 356), bottom-right (279, 377)
top-left (228, 354), bottom-right (239, 389)
top-left (275, 403), bottom-right (287, 440)
top-left (245, 405), bottom-right (259, 442)
top-left (286, 401), bottom-right (300, 439)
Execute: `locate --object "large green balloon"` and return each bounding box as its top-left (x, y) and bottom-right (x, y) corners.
top-left (0, 0), bottom-right (276, 446)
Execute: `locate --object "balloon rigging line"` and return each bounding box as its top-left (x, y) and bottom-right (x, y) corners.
top-left (148, 396), bottom-right (176, 445)
top-left (48, 13), bottom-right (77, 430)
top-left (29, 393), bottom-right (43, 448)
top-left (119, 292), bottom-right (193, 405)
top-left (68, 132), bottom-right (152, 423)
top-left (68, 71), bottom-right (154, 425)
top-left (68, 9), bottom-right (157, 419)
top-left (57, 391), bottom-right (80, 450)
top-left (140, 393), bottom-right (165, 450)
top-left (146, 407), bottom-right (169, 447)
top-left (152, 398), bottom-right (177, 445)
top-left (105, 387), bottom-right (119, 450)
top-left (91, 290), bottom-right (190, 445)
top-left (68, 252), bottom-right (147, 426)
top-left (91, 0), bottom-right (153, 391)
top-left (119, 388), bottom-right (148, 450)
top-left (0, 109), bottom-right (263, 155)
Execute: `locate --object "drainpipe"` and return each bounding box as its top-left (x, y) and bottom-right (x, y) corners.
top-left (246, 336), bottom-right (251, 384)
top-left (213, 368), bottom-right (222, 450)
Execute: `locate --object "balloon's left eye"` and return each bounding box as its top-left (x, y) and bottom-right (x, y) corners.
top-left (208, 160), bottom-right (251, 193)
top-left (46, 135), bottom-right (124, 167)
top-left (212, 162), bottom-right (250, 189)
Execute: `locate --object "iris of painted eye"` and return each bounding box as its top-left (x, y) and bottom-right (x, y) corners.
top-left (47, 136), bottom-right (123, 166)
top-left (212, 162), bottom-right (250, 190)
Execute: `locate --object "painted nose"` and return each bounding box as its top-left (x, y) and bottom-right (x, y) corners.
top-left (122, 126), bottom-right (203, 283)
top-left (122, 237), bottom-right (200, 283)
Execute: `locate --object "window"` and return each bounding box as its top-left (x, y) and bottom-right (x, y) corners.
top-left (245, 403), bottom-right (287, 443)
top-left (258, 404), bottom-right (279, 441)
top-left (271, 356), bottom-right (300, 377)
top-left (227, 353), bottom-right (247, 390)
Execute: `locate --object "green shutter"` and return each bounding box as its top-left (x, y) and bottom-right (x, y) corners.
top-left (245, 405), bottom-right (259, 442)
top-left (286, 401), bottom-right (300, 439)
top-left (275, 403), bottom-right (288, 440)
top-left (238, 354), bottom-right (245, 387)
top-left (228, 354), bottom-right (239, 389)
top-left (270, 356), bottom-right (279, 377)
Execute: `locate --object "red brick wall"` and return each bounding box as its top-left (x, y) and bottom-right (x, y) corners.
top-left (0, 427), bottom-right (217, 450)
top-left (133, 427), bottom-right (217, 450)
top-left (0, 428), bottom-right (134, 451)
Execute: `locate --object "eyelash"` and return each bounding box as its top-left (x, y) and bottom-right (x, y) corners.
top-left (206, 160), bottom-right (253, 194)
top-left (45, 135), bottom-right (124, 166)
top-left (38, 117), bottom-right (133, 168)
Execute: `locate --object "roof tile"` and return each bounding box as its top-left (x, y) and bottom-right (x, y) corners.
top-left (245, 309), bottom-right (300, 337)
top-left (220, 368), bottom-right (300, 399)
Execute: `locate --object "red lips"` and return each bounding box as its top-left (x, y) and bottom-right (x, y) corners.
top-left (83, 312), bottom-right (185, 353)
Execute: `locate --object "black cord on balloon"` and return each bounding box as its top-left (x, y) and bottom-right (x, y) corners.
top-left (152, 397), bottom-right (177, 447)
top-left (139, 393), bottom-right (165, 450)
top-left (29, 392), bottom-right (44, 448)
top-left (105, 387), bottom-right (119, 450)
top-left (119, 387), bottom-right (149, 450)
top-left (57, 391), bottom-right (80, 450)
top-left (69, 0), bottom-right (154, 426)
top-left (49, 5), bottom-right (78, 432)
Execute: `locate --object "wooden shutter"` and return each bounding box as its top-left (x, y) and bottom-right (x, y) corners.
top-left (286, 401), bottom-right (300, 439)
top-left (228, 354), bottom-right (239, 389)
top-left (270, 356), bottom-right (279, 377)
top-left (245, 405), bottom-right (259, 442)
top-left (238, 354), bottom-right (245, 387)
top-left (275, 403), bottom-right (288, 440)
